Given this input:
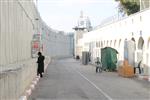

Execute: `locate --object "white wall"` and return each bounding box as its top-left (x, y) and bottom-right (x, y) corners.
top-left (82, 8), bottom-right (150, 75)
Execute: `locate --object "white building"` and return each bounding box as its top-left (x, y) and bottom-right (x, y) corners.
top-left (73, 11), bottom-right (92, 58)
top-left (77, 8), bottom-right (150, 80)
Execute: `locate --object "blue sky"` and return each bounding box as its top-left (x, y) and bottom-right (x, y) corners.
top-left (37, 0), bottom-right (119, 32)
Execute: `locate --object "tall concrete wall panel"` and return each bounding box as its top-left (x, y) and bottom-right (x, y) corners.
top-left (0, 0), bottom-right (73, 99)
top-left (41, 21), bottom-right (73, 58)
top-left (0, 0), bottom-right (38, 99)
top-left (0, 59), bottom-right (37, 100)
top-left (0, 0), bottom-right (35, 66)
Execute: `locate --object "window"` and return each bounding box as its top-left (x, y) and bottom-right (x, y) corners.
top-left (140, 16), bottom-right (142, 22)
top-left (147, 37), bottom-right (150, 49)
top-left (132, 19), bottom-right (134, 24)
top-left (118, 39), bottom-right (121, 48)
top-left (138, 37), bottom-right (144, 50)
top-left (110, 40), bottom-right (112, 46)
top-left (114, 40), bottom-right (116, 47)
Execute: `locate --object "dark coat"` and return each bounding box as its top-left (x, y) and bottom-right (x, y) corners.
top-left (37, 55), bottom-right (45, 73)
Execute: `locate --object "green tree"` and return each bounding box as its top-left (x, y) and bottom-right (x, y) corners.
top-left (115, 0), bottom-right (140, 15)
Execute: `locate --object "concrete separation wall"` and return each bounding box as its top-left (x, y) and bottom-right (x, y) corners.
top-left (0, 57), bottom-right (50, 100)
top-left (0, 0), bottom-right (73, 99)
top-left (19, 56), bottom-right (51, 100)
top-left (0, 0), bottom-right (37, 66)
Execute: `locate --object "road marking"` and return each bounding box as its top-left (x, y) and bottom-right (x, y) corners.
top-left (76, 70), bottom-right (113, 100)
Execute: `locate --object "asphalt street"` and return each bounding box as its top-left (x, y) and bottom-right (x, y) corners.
top-left (29, 58), bottom-right (150, 100)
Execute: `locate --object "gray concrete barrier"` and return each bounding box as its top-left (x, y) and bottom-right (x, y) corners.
top-left (0, 56), bottom-right (50, 100)
top-left (0, 58), bottom-right (37, 100)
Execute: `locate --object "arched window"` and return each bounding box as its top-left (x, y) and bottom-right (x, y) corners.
top-left (110, 40), bottom-right (112, 46)
top-left (99, 41), bottom-right (101, 47)
top-left (131, 37), bottom-right (136, 49)
top-left (96, 42), bottom-right (98, 47)
top-left (132, 19), bottom-right (134, 24)
top-left (107, 40), bottom-right (109, 46)
top-left (131, 37), bottom-right (135, 42)
top-left (101, 41), bottom-right (103, 48)
top-left (114, 40), bottom-right (116, 47)
top-left (140, 16), bottom-right (142, 22)
top-left (147, 37), bottom-right (150, 49)
top-left (118, 39), bottom-right (121, 48)
top-left (138, 37), bottom-right (144, 50)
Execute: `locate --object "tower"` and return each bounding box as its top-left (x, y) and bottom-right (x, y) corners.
top-left (73, 11), bottom-right (92, 58)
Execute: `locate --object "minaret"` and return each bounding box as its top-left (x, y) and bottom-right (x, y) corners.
top-left (73, 11), bottom-right (92, 58)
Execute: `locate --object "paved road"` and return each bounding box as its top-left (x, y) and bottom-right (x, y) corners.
top-left (29, 58), bottom-right (150, 100)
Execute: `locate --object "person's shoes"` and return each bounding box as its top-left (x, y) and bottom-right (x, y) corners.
top-left (40, 74), bottom-right (43, 78)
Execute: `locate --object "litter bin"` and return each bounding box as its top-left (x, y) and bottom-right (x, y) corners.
top-left (82, 51), bottom-right (89, 65)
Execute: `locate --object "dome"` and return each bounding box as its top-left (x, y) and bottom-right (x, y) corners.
top-left (77, 11), bottom-right (92, 31)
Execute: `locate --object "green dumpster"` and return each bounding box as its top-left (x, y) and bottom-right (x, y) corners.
top-left (101, 47), bottom-right (118, 71)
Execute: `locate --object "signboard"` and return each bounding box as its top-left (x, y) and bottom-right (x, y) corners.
top-left (33, 34), bottom-right (41, 41)
top-left (31, 41), bottom-right (40, 58)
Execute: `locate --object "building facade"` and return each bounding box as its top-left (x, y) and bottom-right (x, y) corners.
top-left (78, 8), bottom-right (150, 79)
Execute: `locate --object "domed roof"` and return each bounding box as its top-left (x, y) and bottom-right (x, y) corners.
top-left (77, 11), bottom-right (92, 31)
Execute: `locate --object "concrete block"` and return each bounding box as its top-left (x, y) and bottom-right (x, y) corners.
top-left (7, 72), bottom-right (16, 99)
top-left (141, 65), bottom-right (150, 76)
top-left (4, 73), bottom-right (9, 100)
top-left (0, 73), bottom-right (6, 100)
top-left (0, 57), bottom-right (50, 100)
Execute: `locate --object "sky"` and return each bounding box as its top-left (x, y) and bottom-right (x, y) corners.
top-left (37, 0), bottom-right (119, 32)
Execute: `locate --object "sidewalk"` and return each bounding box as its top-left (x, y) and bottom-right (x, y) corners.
top-left (19, 57), bottom-right (51, 100)
top-left (83, 59), bottom-right (150, 82)
top-left (75, 59), bottom-right (150, 89)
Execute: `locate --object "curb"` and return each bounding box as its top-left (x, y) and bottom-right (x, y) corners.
top-left (138, 75), bottom-right (150, 82)
top-left (19, 76), bottom-right (40, 100)
top-left (19, 58), bottom-right (50, 100)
